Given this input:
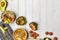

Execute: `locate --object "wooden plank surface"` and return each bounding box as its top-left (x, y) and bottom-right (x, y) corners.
top-left (0, 0), bottom-right (60, 40)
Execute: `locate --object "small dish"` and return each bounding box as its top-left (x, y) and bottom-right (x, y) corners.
top-left (13, 28), bottom-right (27, 40)
top-left (1, 11), bottom-right (16, 24)
top-left (44, 37), bottom-right (51, 40)
top-left (16, 16), bottom-right (26, 25)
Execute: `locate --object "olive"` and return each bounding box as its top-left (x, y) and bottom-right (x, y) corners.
top-left (49, 32), bottom-right (53, 36)
top-left (45, 31), bottom-right (49, 35)
top-left (54, 37), bottom-right (58, 40)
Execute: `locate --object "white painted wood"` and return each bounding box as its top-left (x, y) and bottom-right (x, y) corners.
top-left (6, 0), bottom-right (12, 10)
top-left (32, 0), bottom-right (40, 38)
top-left (53, 0), bottom-right (60, 39)
top-left (9, 0), bottom-right (19, 30)
top-left (0, 0), bottom-right (60, 40)
top-left (25, 0), bottom-right (33, 38)
top-left (46, 0), bottom-right (54, 39)
top-left (18, 0), bottom-right (26, 28)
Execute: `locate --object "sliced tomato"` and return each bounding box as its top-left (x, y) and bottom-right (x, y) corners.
top-left (9, 17), bottom-right (13, 21)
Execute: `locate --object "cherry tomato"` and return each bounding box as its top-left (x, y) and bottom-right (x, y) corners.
top-left (9, 17), bottom-right (13, 21)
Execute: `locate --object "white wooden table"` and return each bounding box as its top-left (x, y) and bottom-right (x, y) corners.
top-left (0, 0), bottom-right (60, 40)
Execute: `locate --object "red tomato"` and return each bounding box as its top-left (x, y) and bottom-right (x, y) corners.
top-left (9, 17), bottom-right (13, 21)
